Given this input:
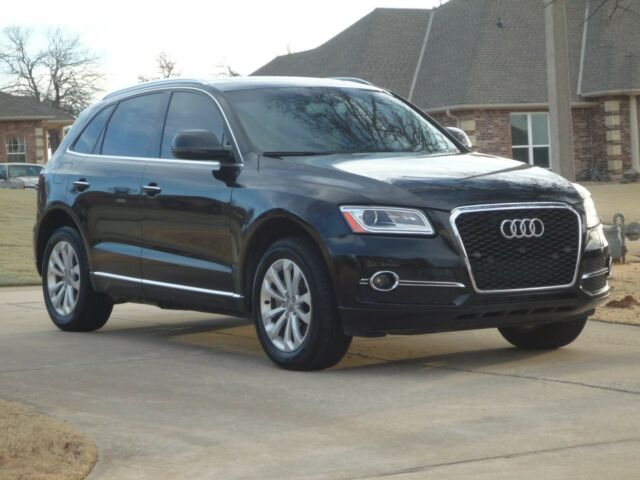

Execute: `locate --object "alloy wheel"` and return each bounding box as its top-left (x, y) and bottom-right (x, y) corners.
top-left (260, 259), bottom-right (312, 352)
top-left (46, 241), bottom-right (80, 316)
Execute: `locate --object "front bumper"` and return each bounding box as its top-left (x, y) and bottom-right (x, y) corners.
top-left (326, 212), bottom-right (610, 337)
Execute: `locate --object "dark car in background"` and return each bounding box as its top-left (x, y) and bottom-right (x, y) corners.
top-left (33, 77), bottom-right (610, 370)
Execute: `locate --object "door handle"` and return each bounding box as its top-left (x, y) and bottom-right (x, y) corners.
top-left (73, 179), bottom-right (90, 191)
top-left (143, 183), bottom-right (162, 196)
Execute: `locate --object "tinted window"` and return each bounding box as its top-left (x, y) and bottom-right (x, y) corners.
top-left (73, 105), bottom-right (114, 154)
top-left (102, 93), bottom-right (163, 157)
top-left (227, 87), bottom-right (458, 155)
top-left (161, 92), bottom-right (225, 158)
top-left (0, 165), bottom-right (6, 180)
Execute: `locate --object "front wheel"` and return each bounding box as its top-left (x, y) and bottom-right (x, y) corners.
top-left (253, 237), bottom-right (352, 371)
top-left (498, 317), bottom-right (588, 350)
top-left (42, 227), bottom-right (113, 332)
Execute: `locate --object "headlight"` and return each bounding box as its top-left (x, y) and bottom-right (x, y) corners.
top-left (583, 196), bottom-right (601, 229)
top-left (340, 206), bottom-right (434, 235)
top-left (573, 183), bottom-right (600, 229)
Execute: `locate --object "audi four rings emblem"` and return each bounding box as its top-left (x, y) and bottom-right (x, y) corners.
top-left (500, 218), bottom-right (545, 239)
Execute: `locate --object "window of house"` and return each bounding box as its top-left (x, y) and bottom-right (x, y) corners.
top-left (510, 113), bottom-right (550, 168)
top-left (6, 136), bottom-right (27, 163)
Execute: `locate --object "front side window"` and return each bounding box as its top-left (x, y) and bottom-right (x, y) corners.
top-left (510, 113), bottom-right (550, 168)
top-left (161, 92), bottom-right (225, 158)
top-left (102, 93), bottom-right (163, 157)
top-left (227, 87), bottom-right (459, 156)
top-left (73, 104), bottom-right (115, 154)
top-left (6, 136), bottom-right (26, 163)
top-left (0, 164), bottom-right (6, 180)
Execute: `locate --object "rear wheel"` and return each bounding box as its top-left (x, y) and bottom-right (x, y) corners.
top-left (253, 237), bottom-right (352, 370)
top-left (498, 317), bottom-right (588, 350)
top-left (42, 227), bottom-right (112, 332)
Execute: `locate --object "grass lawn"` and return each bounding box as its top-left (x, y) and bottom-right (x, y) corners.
top-left (0, 399), bottom-right (96, 480)
top-left (0, 189), bottom-right (40, 286)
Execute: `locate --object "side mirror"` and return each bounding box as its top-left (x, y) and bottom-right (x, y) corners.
top-left (446, 127), bottom-right (473, 149)
top-left (172, 130), bottom-right (234, 161)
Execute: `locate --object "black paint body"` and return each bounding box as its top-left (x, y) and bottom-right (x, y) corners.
top-left (34, 78), bottom-right (609, 336)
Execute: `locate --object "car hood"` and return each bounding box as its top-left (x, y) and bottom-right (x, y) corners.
top-left (304, 152), bottom-right (582, 210)
top-left (12, 176), bottom-right (39, 187)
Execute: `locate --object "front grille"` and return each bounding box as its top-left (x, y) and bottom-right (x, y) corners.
top-left (582, 252), bottom-right (608, 274)
top-left (582, 273), bottom-right (608, 293)
top-left (453, 205), bottom-right (581, 291)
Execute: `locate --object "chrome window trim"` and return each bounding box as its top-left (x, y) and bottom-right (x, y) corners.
top-left (92, 272), bottom-right (243, 299)
top-left (67, 85), bottom-right (244, 165)
top-left (449, 202), bottom-right (583, 294)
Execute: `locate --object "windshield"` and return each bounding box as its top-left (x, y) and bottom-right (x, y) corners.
top-left (227, 87), bottom-right (459, 156)
top-left (8, 165), bottom-right (43, 178)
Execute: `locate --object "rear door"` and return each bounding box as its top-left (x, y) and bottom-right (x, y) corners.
top-left (68, 92), bottom-right (166, 295)
top-left (139, 90), bottom-right (236, 305)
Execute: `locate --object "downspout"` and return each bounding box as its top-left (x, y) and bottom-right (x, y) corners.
top-left (577, 0), bottom-right (590, 96)
top-left (408, 9), bottom-right (435, 102)
top-left (446, 109), bottom-right (460, 128)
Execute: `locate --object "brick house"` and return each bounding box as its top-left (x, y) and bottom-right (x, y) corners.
top-left (253, 0), bottom-right (640, 181)
top-left (0, 92), bottom-right (74, 164)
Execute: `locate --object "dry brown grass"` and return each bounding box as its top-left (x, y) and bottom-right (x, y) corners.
top-left (0, 189), bottom-right (40, 286)
top-left (0, 399), bottom-right (97, 480)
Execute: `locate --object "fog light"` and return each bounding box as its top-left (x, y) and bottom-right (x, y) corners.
top-left (369, 271), bottom-right (399, 292)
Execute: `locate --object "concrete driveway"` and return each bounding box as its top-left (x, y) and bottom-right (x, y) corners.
top-left (1, 286), bottom-right (639, 479)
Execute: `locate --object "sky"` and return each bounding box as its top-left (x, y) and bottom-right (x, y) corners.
top-left (1, 0), bottom-right (443, 94)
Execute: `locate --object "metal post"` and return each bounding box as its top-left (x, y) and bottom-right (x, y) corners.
top-left (544, 0), bottom-right (576, 181)
top-left (628, 94), bottom-right (640, 174)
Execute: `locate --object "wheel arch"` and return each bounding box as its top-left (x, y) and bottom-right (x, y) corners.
top-left (239, 210), bottom-right (337, 312)
top-left (35, 205), bottom-right (87, 275)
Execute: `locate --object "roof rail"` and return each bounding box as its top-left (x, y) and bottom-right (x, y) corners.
top-left (103, 78), bottom-right (208, 100)
top-left (330, 77), bottom-right (373, 86)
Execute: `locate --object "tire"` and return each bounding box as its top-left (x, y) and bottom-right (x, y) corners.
top-left (252, 236), bottom-right (352, 370)
top-left (498, 317), bottom-right (588, 350)
top-left (42, 226), bottom-right (113, 332)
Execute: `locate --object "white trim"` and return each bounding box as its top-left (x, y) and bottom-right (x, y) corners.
top-left (92, 272), bottom-right (243, 298)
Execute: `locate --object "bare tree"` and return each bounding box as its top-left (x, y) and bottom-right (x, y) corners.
top-left (137, 51), bottom-right (180, 83)
top-left (0, 26), bottom-right (102, 116)
top-left (214, 63), bottom-right (241, 78)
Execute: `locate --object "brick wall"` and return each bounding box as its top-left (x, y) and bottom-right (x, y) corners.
top-left (0, 120), bottom-right (48, 164)
top-left (429, 106), bottom-right (623, 181)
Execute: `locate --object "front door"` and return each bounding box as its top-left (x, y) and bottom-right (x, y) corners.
top-left (139, 90), bottom-right (236, 307)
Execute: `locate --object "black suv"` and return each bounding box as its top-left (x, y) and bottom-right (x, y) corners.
top-left (34, 77), bottom-right (611, 370)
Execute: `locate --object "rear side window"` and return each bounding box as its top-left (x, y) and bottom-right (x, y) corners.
top-left (102, 93), bottom-right (163, 157)
top-left (72, 105), bottom-right (114, 154)
top-left (0, 165), bottom-right (6, 180)
top-left (161, 92), bottom-right (225, 158)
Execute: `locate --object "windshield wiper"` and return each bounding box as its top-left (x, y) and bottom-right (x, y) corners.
top-left (262, 151), bottom-right (337, 158)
